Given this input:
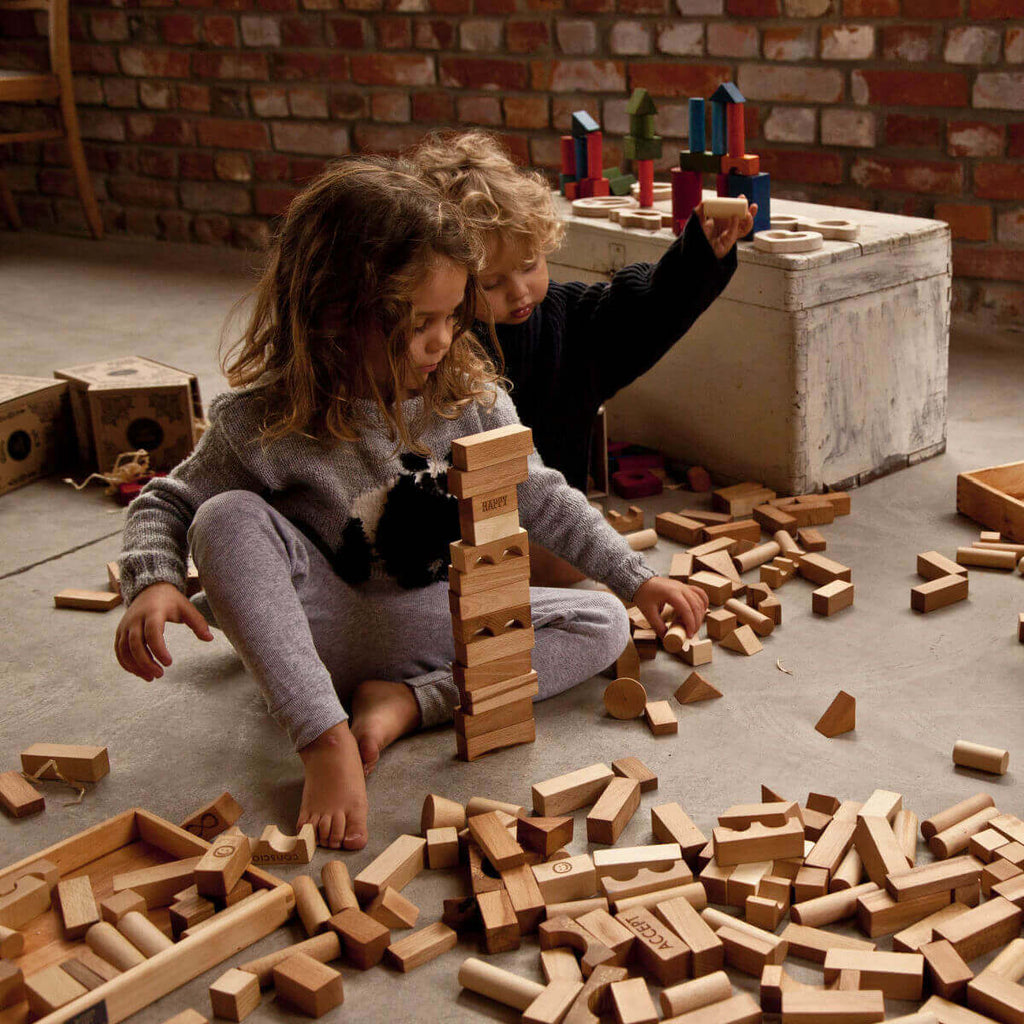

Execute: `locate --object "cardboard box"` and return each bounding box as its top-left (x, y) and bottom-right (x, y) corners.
top-left (54, 356), bottom-right (203, 471)
top-left (0, 375), bottom-right (72, 496)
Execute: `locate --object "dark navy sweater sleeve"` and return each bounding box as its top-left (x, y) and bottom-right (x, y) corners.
top-left (490, 212), bottom-right (737, 491)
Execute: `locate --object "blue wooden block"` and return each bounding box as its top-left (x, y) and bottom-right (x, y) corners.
top-left (571, 110), bottom-right (600, 137)
top-left (724, 172), bottom-right (770, 239)
top-left (688, 98), bottom-right (706, 153)
top-left (574, 136), bottom-right (588, 181)
top-left (711, 102), bottom-right (727, 155)
top-left (559, 173), bottom-right (576, 194)
top-left (711, 82), bottom-right (745, 105)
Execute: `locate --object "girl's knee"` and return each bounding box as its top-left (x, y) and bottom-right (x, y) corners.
top-left (190, 490), bottom-right (267, 540)
top-left (575, 592), bottom-right (631, 666)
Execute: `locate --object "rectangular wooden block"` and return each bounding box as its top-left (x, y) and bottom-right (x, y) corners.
top-left (651, 803), bottom-right (708, 861)
top-left (448, 456), bottom-right (529, 500)
top-left (587, 777), bottom-right (641, 845)
top-left (703, 519), bottom-right (760, 544)
top-left (653, 894), bottom-right (724, 975)
top-left (656, 512), bottom-right (705, 545)
top-left (797, 527), bottom-right (826, 551)
top-left (533, 763), bottom-right (613, 816)
top-left (644, 701), bottom-right (678, 736)
top-left (669, 552), bottom-right (695, 582)
top-left (798, 553), bottom-right (852, 585)
top-left (272, 953), bottom-right (344, 1017)
top-left (918, 550), bottom-right (969, 580)
top-left (21, 743), bottom-right (110, 782)
top-left (532, 855), bottom-right (597, 905)
top-left (886, 855), bottom-right (983, 902)
top-left (456, 717), bottom-right (536, 761)
top-left (195, 833), bottom-right (252, 900)
top-left (615, 906), bottom-right (691, 985)
top-left (426, 827), bottom-right (460, 870)
top-left (934, 896), bottom-right (1023, 961)
top-left (385, 921), bottom-right (457, 972)
top-left (812, 580), bottom-right (855, 616)
top-left (780, 989), bottom-right (884, 1022)
top-left (56, 875), bottom-right (101, 940)
top-left (477, 888), bottom-right (521, 954)
top-left (523, 979), bottom-right (585, 1024)
top-left (779, 922), bottom-right (875, 963)
top-left (500, 862), bottom-right (546, 933)
top-left (210, 966), bottom-right (262, 1021)
top-left (612, 756), bottom-right (657, 792)
top-left (912, 574), bottom-right (969, 612)
top-left (0, 771), bottom-right (44, 817)
top-left (24, 963), bottom-right (89, 1016)
top-left (459, 683), bottom-right (537, 720)
top-left (688, 571), bottom-right (733, 605)
top-left (718, 925), bottom-right (787, 976)
top-left (452, 423), bottom-right (534, 471)
top-left (822, 949), bottom-right (925, 1000)
top-left (966, 970), bottom-right (1024, 1024)
top-left (892, 902), bottom-right (972, 953)
top-left (855, 815), bottom-right (909, 885)
top-left (857, 887), bottom-right (952, 937)
top-left (713, 819), bottom-right (804, 866)
top-left (468, 811), bottom-right (527, 871)
top-left (327, 908), bottom-right (390, 970)
top-left (921, 939), bottom-right (974, 1001)
top-left (54, 588), bottom-right (123, 611)
top-left (112, 857), bottom-right (202, 909)
top-left (352, 834), bottom-right (426, 903)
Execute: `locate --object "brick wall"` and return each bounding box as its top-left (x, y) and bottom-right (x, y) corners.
top-left (1, 2), bottom-right (1021, 328)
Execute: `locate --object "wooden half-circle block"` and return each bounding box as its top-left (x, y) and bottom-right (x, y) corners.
top-left (538, 917), bottom-right (618, 977)
top-left (815, 691), bottom-right (856, 738)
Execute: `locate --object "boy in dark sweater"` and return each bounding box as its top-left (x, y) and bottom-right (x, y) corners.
top-left (408, 130), bottom-right (755, 585)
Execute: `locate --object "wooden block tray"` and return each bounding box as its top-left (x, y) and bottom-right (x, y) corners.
top-left (0, 809), bottom-right (294, 1024)
top-left (957, 460), bottom-right (1024, 543)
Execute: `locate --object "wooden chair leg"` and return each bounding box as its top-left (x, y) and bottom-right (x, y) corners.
top-left (0, 164), bottom-right (22, 230)
top-left (57, 85), bottom-right (102, 239)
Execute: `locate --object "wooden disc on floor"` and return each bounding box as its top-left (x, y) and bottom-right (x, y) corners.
top-left (604, 678), bottom-right (647, 720)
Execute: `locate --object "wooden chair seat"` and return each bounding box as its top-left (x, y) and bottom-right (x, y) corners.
top-left (0, 69), bottom-right (61, 103)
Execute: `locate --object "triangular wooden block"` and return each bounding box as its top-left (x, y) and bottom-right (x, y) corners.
top-left (762, 784), bottom-right (785, 802)
top-left (516, 816), bottom-right (574, 857)
top-left (696, 548), bottom-right (741, 583)
top-left (675, 671), bottom-right (722, 704)
top-left (719, 624), bottom-right (762, 655)
top-left (814, 690), bottom-right (856, 737)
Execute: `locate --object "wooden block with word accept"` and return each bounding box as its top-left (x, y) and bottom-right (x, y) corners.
top-left (587, 778), bottom-right (641, 845)
top-left (55, 875), bottom-right (101, 940)
top-left (612, 756), bottom-right (657, 792)
top-left (272, 953), bottom-right (344, 1017)
top-left (0, 771), bottom-right (44, 817)
top-left (911, 574), bottom-right (969, 613)
top-left (54, 589), bottom-right (122, 611)
top-left (209, 967), bottom-right (261, 1021)
top-left (644, 701), bottom-right (678, 736)
top-left (327, 908), bottom-right (390, 969)
top-left (651, 803), bottom-right (707, 861)
top-left (653, 895), bottom-right (724, 975)
top-left (352, 834), bottom-right (426, 903)
top-left (812, 580), bottom-right (854, 616)
top-left (815, 690), bottom-right (856, 737)
top-left (615, 906), bottom-right (691, 985)
top-left (533, 764), bottom-right (613, 816)
top-left (533, 855), bottom-right (598, 904)
top-left (21, 743), bottom-right (110, 782)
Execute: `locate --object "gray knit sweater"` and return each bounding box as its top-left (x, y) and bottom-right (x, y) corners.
top-left (119, 384), bottom-right (655, 607)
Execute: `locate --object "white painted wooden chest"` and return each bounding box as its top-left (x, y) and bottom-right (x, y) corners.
top-left (549, 193), bottom-right (951, 494)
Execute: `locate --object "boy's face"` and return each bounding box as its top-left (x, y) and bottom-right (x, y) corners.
top-left (479, 240), bottom-right (550, 326)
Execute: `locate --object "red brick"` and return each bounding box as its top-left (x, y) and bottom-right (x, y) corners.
top-left (120, 46), bottom-right (191, 78)
top-left (948, 121), bottom-right (1005, 157)
top-left (508, 19), bottom-right (549, 51)
top-left (108, 178), bottom-right (179, 207)
top-left (740, 65), bottom-right (844, 103)
top-left (331, 90), bottom-right (368, 118)
top-left (851, 156), bottom-right (963, 194)
top-left (159, 211), bottom-right (192, 243)
top-left (290, 158), bottom-right (326, 183)
top-left (953, 246), bottom-right (1024, 282)
top-left (476, 0), bottom-right (516, 11)
top-left (138, 148), bottom-right (178, 178)
top-left (194, 215), bottom-right (232, 245)
top-left (353, 124), bottom-right (426, 154)
top-left (281, 16), bottom-right (323, 45)
top-left (970, 0), bottom-right (1018, 14)
top-left (178, 84), bottom-right (212, 112)
top-left (976, 283), bottom-right (1024, 325)
top-left (181, 181), bottom-right (251, 214)
top-left (258, 0), bottom-right (298, 8)
top-left (535, 59), bottom-right (625, 92)
top-left (762, 27), bottom-right (816, 61)
top-left (273, 122), bottom-right (350, 155)
top-left (192, 53), bottom-right (269, 80)
top-left (432, 0), bottom-right (471, 12)
top-left (415, 20), bottom-right (456, 48)
top-left (884, 113), bottom-right (941, 148)
top-left (181, 152), bottom-right (217, 180)
top-left (852, 70), bottom-right (968, 108)
top-left (215, 153), bottom-right (252, 182)
top-left (708, 22), bottom-right (759, 58)
top-left (627, 62), bottom-right (730, 99)
top-left (975, 163), bottom-right (1024, 200)
top-left (569, 0), bottom-right (613, 11)
top-left (255, 186), bottom-right (298, 216)
top-left (457, 95), bottom-right (502, 124)
top-left (880, 25), bottom-right (934, 62)
top-left (441, 57), bottom-right (527, 89)
top-left (327, 17), bottom-right (367, 47)
top-left (160, 13), bottom-right (199, 45)
top-left (620, 0), bottom-right (667, 12)
top-left (934, 203), bottom-right (992, 241)
top-left (272, 53), bottom-right (327, 79)
top-left (372, 92), bottom-right (412, 122)
top-left (504, 95), bottom-right (549, 128)
top-left (902, 0), bottom-right (959, 15)
top-left (412, 91), bottom-right (456, 121)
top-left (72, 44), bottom-right (119, 75)
top-left (327, 55), bottom-right (350, 80)
top-left (127, 113), bottom-right (195, 145)
top-left (727, 0), bottom-right (778, 12)
top-left (759, 149), bottom-right (843, 185)
top-left (352, 54), bottom-right (436, 85)
top-left (526, 0), bottom-right (563, 9)
top-left (85, 144), bottom-right (138, 174)
top-left (204, 15), bottom-right (238, 47)
top-left (233, 219), bottom-right (272, 250)
top-left (197, 118), bottom-right (270, 149)
top-left (91, 11), bottom-right (129, 42)
top-left (1010, 123), bottom-right (1024, 157)
top-left (254, 154), bottom-right (291, 180)
top-left (103, 79), bottom-right (139, 109)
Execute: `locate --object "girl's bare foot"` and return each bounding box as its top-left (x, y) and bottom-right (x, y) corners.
top-left (297, 722), bottom-right (369, 850)
top-left (349, 679), bottom-right (422, 776)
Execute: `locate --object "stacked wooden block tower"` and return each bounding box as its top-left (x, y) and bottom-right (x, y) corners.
top-left (623, 89), bottom-right (661, 209)
top-left (673, 83), bottom-right (771, 237)
top-left (559, 112), bottom-right (636, 201)
top-left (448, 424), bottom-right (540, 761)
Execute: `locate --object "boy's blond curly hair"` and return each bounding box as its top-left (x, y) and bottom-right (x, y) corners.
top-left (404, 129), bottom-right (565, 260)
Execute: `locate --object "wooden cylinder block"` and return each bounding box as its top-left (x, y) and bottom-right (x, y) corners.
top-left (465, 797), bottom-right (525, 819)
top-left (627, 529), bottom-right (658, 551)
top-left (116, 911), bottom-right (173, 957)
top-left (774, 531), bottom-right (803, 557)
top-left (956, 546), bottom-right (1017, 570)
top-left (660, 970), bottom-right (732, 1017)
top-left (85, 922), bottom-right (146, 970)
top-left (238, 932), bottom-right (341, 989)
top-left (292, 876), bottom-right (332, 936)
top-left (458, 956), bottom-right (546, 1010)
top-left (662, 625), bottom-right (690, 655)
top-left (420, 794), bottom-right (466, 833)
top-left (928, 805), bottom-right (1000, 859)
top-left (922, 793), bottom-right (995, 840)
top-left (603, 677), bottom-right (647, 720)
top-left (734, 541), bottom-right (781, 574)
top-left (724, 598), bottom-right (774, 637)
top-left (321, 862), bottom-right (358, 915)
top-left (953, 740), bottom-right (1009, 776)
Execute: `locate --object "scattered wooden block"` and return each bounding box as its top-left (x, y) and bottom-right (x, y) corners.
top-left (209, 967), bottom-right (261, 1021)
top-left (793, 865), bottom-right (829, 902)
top-left (644, 701), bottom-right (678, 736)
top-left (703, 519), bottom-right (761, 544)
top-left (797, 553), bottom-right (851, 586)
top-left (885, 855), bottom-right (983, 903)
top-left (272, 953), bottom-right (344, 1017)
top-left (675, 671), bottom-right (722, 705)
top-left (717, 924), bottom-right (787, 976)
top-left (587, 778), bottom-right (641, 845)
top-left (0, 771), bottom-right (44, 818)
top-left (366, 886), bottom-right (419, 931)
top-left (602, 864), bottom-right (695, 905)
top-left (98, 889), bottom-right (146, 926)
top-left (921, 939), bottom-right (973, 1001)
top-left (518, 816), bottom-right (574, 857)
top-left (352, 834), bottom-right (426, 902)
top-left (426, 827), bottom-right (460, 869)
top-left (745, 894), bottom-right (784, 930)
top-left (0, 875), bottom-right (50, 929)
top-left (933, 896), bottom-right (1023, 961)
top-left (796, 528), bottom-right (826, 552)
top-left (719, 625), bottom-right (762, 656)
top-left (812, 580), bottom-right (854, 616)
top-left (911, 574), bottom-right (969, 613)
top-left (195, 833), bottom-right (252, 900)
top-left (917, 550), bottom-right (968, 580)
top-left (327, 908), bottom-right (389, 969)
top-left (713, 819), bottom-right (804, 866)
top-left (523, 979), bottom-right (586, 1024)
top-left (533, 764), bottom-right (613, 816)
top-left (477, 888), bottom-right (521, 954)
top-left (967, 970), bottom-right (1024, 1024)
top-left (55, 875), bottom-right (100, 940)
top-left (855, 815), bottom-right (910, 886)
top-left (815, 690), bottom-right (856, 737)
top-left (467, 841), bottom-right (504, 896)
top-left (612, 756), bottom-right (657, 792)
top-left (500, 862), bottom-right (546, 933)
top-left (680, 636), bottom-right (714, 666)
top-left (856, 888), bottom-right (952, 938)
top-left (892, 907), bottom-right (971, 955)
top-left (539, 915), bottom-right (617, 975)
top-left (615, 906), bottom-right (691, 985)
top-left (956, 546), bottom-right (1017, 570)
top-left (689, 571), bottom-right (733, 605)
top-left (252, 824), bottom-right (316, 865)
top-left (656, 512), bottom-right (705, 545)
top-left (653, 895), bottom-right (724, 976)
top-left (181, 791), bottom-right (243, 841)
top-left (0, 962), bottom-right (24, 1010)
top-left (24, 963), bottom-right (89, 1016)
top-left (822, 949), bottom-right (925, 999)
top-left (0, 924), bottom-right (23, 959)
top-left (577, 907), bottom-right (636, 963)
top-left (705, 609), bottom-right (738, 641)
top-left (57, 958), bottom-right (108, 992)
top-left (532, 855), bottom-right (598, 904)
top-left (953, 739), bottom-right (1010, 775)
top-left (604, 677), bottom-right (648, 720)
top-left (540, 948), bottom-right (583, 984)
top-left (754, 503), bottom-right (799, 533)
top-left (54, 588), bottom-right (122, 611)
top-left (111, 857), bottom-right (201, 909)
top-left (21, 743), bottom-right (109, 782)
top-left (669, 552), bottom-right (694, 582)
top-left (468, 811), bottom-right (527, 871)
top-left (780, 989), bottom-right (884, 1022)
top-left (632, 628), bottom-right (658, 661)
top-left (651, 803), bottom-right (707, 861)
top-left (609, 977), bottom-right (657, 1024)
top-left (169, 891), bottom-right (216, 940)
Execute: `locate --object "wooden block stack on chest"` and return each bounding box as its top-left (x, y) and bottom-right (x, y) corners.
top-left (448, 424), bottom-right (539, 761)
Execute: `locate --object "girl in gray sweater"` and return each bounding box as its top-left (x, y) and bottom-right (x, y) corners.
top-left (115, 158), bottom-right (709, 851)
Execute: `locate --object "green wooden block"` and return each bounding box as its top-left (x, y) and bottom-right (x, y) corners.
top-left (629, 114), bottom-right (657, 138)
top-left (623, 135), bottom-right (663, 160)
top-left (627, 87), bottom-right (657, 117)
top-left (608, 173), bottom-right (636, 196)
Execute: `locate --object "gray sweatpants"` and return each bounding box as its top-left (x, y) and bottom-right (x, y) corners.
top-left (187, 490), bottom-right (631, 751)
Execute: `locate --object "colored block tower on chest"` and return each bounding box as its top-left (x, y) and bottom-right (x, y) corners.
top-left (562, 111), bottom-right (612, 200)
top-left (623, 89), bottom-right (662, 208)
top-left (448, 424), bottom-right (539, 760)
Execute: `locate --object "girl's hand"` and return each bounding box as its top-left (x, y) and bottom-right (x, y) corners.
top-left (114, 581), bottom-right (213, 681)
top-left (633, 577), bottom-right (709, 639)
top-left (697, 202), bottom-right (758, 259)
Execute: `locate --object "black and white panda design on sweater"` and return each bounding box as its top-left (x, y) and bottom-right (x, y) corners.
top-left (332, 451), bottom-right (460, 590)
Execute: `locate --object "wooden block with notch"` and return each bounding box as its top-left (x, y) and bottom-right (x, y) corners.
top-left (745, 894), bottom-right (783, 930)
top-left (911, 574), bottom-right (968, 613)
top-left (612, 756), bottom-right (657, 792)
top-left (272, 953), bottom-right (344, 1017)
top-left (252, 824), bottom-right (315, 865)
top-left (594, 844), bottom-right (684, 882)
top-left (577, 908), bottom-right (636, 963)
top-left (822, 949), bottom-right (925, 999)
top-left (209, 967), bottom-right (261, 1021)
top-left (815, 690), bottom-right (855, 737)
top-left (539, 915), bottom-right (618, 975)
top-left (644, 700), bottom-right (678, 736)
top-left (452, 601), bottom-right (532, 644)
top-left (587, 778), bottom-right (641, 845)
top-left (615, 906), bottom-right (692, 985)
top-left (681, 636), bottom-right (714, 666)
top-left (713, 819), bottom-right (804, 866)
top-left (812, 580), bottom-right (854, 616)
top-left (195, 832), bottom-right (252, 899)
top-left (602, 863), bottom-right (694, 904)
top-left (21, 743), bottom-right (109, 782)
top-left (713, 482), bottom-right (776, 516)
top-left (0, 771), bottom-right (44, 818)
top-left (533, 764), bottom-right (613, 816)
top-left (327, 908), bottom-right (390, 969)
top-left (607, 505), bottom-right (644, 534)
top-left (56, 875), bottom-right (101, 940)
top-left (169, 890), bottom-right (216, 939)
top-left (468, 810), bottom-right (527, 870)
top-left (352, 834), bottom-right (426, 903)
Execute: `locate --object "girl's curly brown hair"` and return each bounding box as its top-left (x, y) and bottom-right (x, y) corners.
top-left (221, 156), bottom-right (502, 452)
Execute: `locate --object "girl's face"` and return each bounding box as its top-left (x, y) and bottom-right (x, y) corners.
top-left (479, 240), bottom-right (549, 326)
top-left (368, 256), bottom-right (468, 395)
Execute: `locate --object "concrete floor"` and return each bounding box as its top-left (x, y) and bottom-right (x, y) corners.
top-left (2, 228), bottom-right (1023, 1022)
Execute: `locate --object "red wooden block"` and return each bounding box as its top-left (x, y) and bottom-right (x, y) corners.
top-left (612, 470), bottom-right (663, 499)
